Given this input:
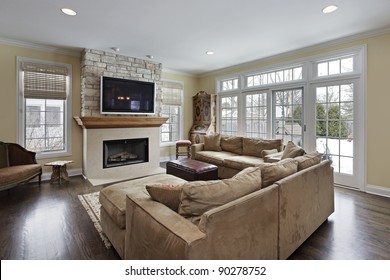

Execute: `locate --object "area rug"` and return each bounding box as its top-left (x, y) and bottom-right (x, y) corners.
top-left (78, 191), bottom-right (112, 249)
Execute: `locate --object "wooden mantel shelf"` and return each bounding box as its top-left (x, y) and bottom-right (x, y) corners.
top-left (74, 116), bottom-right (168, 129)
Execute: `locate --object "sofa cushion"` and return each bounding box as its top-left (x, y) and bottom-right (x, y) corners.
top-left (0, 142), bottom-right (9, 169)
top-left (99, 174), bottom-right (187, 229)
top-left (146, 183), bottom-right (184, 211)
top-left (260, 158), bottom-right (298, 188)
top-left (195, 150), bottom-right (238, 166)
top-left (178, 166), bottom-right (262, 217)
top-left (220, 136), bottom-right (243, 154)
top-left (203, 133), bottom-right (222, 151)
top-left (294, 151), bottom-right (322, 171)
top-left (224, 155), bottom-right (265, 170)
top-left (242, 138), bottom-right (283, 157)
top-left (281, 141), bottom-right (305, 159)
top-left (263, 151), bottom-right (283, 163)
top-left (0, 164), bottom-right (41, 187)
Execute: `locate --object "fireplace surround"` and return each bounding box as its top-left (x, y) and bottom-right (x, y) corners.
top-left (74, 116), bottom-right (168, 186)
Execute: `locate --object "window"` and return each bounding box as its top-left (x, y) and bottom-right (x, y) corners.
top-left (221, 78), bottom-right (239, 91)
top-left (245, 92), bottom-right (267, 138)
top-left (160, 80), bottom-right (183, 144)
top-left (273, 88), bottom-right (303, 145)
top-left (314, 55), bottom-right (355, 78)
top-left (220, 96), bottom-right (238, 135)
top-left (17, 58), bottom-right (72, 158)
top-left (246, 66), bottom-right (303, 87)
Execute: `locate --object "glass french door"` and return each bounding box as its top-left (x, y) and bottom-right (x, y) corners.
top-left (311, 79), bottom-right (364, 189)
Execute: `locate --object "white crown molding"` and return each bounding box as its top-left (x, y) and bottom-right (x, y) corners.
top-left (0, 37), bottom-right (81, 57)
top-left (200, 27), bottom-right (390, 78)
top-left (162, 67), bottom-right (197, 77)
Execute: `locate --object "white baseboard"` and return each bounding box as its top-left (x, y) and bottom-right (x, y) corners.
top-left (365, 184), bottom-right (390, 198)
top-left (160, 156), bottom-right (175, 162)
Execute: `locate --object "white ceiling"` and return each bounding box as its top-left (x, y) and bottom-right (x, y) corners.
top-left (1, 0), bottom-right (390, 75)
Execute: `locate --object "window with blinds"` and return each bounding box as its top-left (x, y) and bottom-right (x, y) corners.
top-left (160, 81), bottom-right (183, 144)
top-left (18, 58), bottom-right (71, 156)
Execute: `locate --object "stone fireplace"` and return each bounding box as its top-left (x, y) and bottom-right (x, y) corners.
top-left (76, 49), bottom-right (167, 186)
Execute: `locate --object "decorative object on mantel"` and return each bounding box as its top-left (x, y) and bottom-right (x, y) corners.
top-left (73, 116), bottom-right (168, 129)
top-left (189, 91), bottom-right (216, 144)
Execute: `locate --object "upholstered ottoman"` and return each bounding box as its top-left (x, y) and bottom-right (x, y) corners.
top-left (166, 158), bottom-right (218, 181)
top-left (99, 173), bottom-right (187, 258)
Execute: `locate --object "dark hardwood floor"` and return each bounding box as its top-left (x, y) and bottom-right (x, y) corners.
top-left (1, 175), bottom-right (389, 260)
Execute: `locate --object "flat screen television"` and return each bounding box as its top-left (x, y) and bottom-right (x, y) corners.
top-left (100, 76), bottom-right (156, 115)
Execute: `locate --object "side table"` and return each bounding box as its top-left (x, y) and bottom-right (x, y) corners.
top-left (44, 160), bottom-right (73, 184)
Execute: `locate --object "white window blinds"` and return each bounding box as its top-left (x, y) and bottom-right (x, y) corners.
top-left (22, 62), bottom-right (68, 100)
top-left (161, 81), bottom-right (183, 106)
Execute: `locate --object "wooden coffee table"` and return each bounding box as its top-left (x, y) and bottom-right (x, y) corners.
top-left (166, 158), bottom-right (218, 181)
top-left (44, 160), bottom-right (73, 184)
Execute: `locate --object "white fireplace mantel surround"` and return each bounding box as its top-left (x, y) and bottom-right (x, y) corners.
top-left (74, 116), bottom-right (168, 186)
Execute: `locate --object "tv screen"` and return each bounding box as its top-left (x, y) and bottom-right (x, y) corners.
top-left (100, 76), bottom-right (155, 115)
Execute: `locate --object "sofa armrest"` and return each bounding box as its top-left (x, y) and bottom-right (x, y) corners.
top-left (195, 184), bottom-right (279, 259)
top-left (190, 143), bottom-right (204, 159)
top-left (126, 184), bottom-right (279, 259)
top-left (125, 194), bottom-right (206, 259)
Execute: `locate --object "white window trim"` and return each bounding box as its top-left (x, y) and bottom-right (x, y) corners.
top-left (159, 79), bottom-right (184, 147)
top-left (16, 57), bottom-right (72, 159)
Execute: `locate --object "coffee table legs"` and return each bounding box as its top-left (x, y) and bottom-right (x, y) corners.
top-left (49, 164), bottom-right (70, 184)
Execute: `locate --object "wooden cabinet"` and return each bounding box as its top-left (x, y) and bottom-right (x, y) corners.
top-left (189, 91), bottom-right (216, 144)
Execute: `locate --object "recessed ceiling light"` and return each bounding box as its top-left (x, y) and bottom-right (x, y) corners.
top-left (61, 8), bottom-right (77, 16)
top-left (206, 51), bottom-right (214, 55)
top-left (322, 5), bottom-right (338, 14)
top-left (111, 47), bottom-right (120, 52)
top-left (146, 55), bottom-right (154, 59)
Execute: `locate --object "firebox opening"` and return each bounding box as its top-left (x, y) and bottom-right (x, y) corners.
top-left (103, 138), bottom-right (149, 168)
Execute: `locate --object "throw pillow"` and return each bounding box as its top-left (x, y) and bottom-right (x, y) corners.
top-left (261, 158), bottom-right (298, 188)
top-left (261, 149), bottom-right (278, 158)
top-left (294, 151), bottom-right (322, 170)
top-left (146, 183), bottom-right (183, 211)
top-left (178, 167), bottom-right (262, 217)
top-left (203, 133), bottom-right (222, 152)
top-left (281, 141), bottom-right (305, 159)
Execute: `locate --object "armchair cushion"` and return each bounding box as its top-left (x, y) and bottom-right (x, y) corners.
top-left (0, 142), bottom-right (9, 168)
top-left (178, 166), bottom-right (262, 217)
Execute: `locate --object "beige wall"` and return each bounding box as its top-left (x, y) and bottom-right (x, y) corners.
top-left (198, 32), bottom-right (390, 189)
top-left (2, 32), bottom-right (390, 189)
top-left (160, 72), bottom-right (199, 159)
top-left (0, 44), bottom-right (82, 175)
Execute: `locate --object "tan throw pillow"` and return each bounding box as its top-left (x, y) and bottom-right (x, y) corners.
top-left (294, 151), bottom-right (322, 170)
top-left (203, 133), bottom-right (222, 151)
top-left (281, 141), bottom-right (305, 159)
top-left (261, 149), bottom-right (278, 158)
top-left (178, 167), bottom-right (261, 217)
top-left (220, 136), bottom-right (243, 154)
top-left (261, 158), bottom-right (298, 188)
top-left (146, 184), bottom-right (183, 211)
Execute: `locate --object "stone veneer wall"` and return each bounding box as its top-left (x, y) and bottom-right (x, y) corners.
top-left (80, 48), bottom-right (162, 116)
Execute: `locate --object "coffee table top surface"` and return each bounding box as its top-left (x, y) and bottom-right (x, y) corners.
top-left (44, 160), bottom-right (73, 166)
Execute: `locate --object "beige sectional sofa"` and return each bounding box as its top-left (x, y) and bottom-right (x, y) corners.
top-left (191, 134), bottom-right (304, 178)
top-left (100, 151), bottom-right (334, 259)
